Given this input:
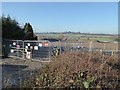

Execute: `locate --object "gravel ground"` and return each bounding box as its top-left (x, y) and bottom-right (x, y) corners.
top-left (1, 57), bottom-right (49, 88)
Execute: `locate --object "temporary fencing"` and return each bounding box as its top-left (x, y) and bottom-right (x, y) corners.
top-left (2, 39), bottom-right (119, 61)
top-left (8, 40), bottom-right (51, 61)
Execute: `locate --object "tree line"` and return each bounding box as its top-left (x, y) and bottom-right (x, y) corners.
top-left (1, 15), bottom-right (37, 40)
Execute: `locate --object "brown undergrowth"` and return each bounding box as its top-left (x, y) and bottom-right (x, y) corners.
top-left (21, 52), bottom-right (120, 89)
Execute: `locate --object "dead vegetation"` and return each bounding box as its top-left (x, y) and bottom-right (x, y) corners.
top-left (20, 52), bottom-right (120, 89)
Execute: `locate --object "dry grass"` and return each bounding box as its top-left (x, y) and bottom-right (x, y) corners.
top-left (20, 51), bottom-right (120, 89)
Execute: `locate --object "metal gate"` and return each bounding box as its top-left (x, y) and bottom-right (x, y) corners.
top-left (8, 40), bottom-right (51, 61)
top-left (3, 40), bottom-right (119, 61)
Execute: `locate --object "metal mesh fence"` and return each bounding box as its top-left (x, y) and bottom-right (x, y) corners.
top-left (60, 41), bottom-right (89, 52)
top-left (9, 40), bottom-right (24, 58)
top-left (2, 39), bottom-right (119, 89)
top-left (2, 39), bottom-right (120, 61)
top-left (8, 40), bottom-right (51, 61)
top-left (24, 40), bottom-right (50, 61)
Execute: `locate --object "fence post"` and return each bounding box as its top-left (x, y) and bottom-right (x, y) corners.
top-left (59, 40), bottom-right (61, 54)
top-left (100, 49), bottom-right (102, 54)
top-left (17, 40), bottom-right (18, 58)
top-left (112, 51), bottom-right (114, 56)
top-left (104, 43), bottom-right (106, 50)
top-left (89, 41), bottom-right (92, 52)
top-left (49, 41), bottom-right (51, 62)
top-left (23, 40), bottom-right (24, 59)
top-left (88, 41), bottom-right (92, 62)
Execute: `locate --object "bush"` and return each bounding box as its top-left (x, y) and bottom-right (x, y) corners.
top-left (21, 52), bottom-right (120, 89)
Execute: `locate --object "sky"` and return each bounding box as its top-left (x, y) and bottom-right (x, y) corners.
top-left (2, 2), bottom-right (118, 34)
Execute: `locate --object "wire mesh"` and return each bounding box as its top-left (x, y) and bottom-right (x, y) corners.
top-left (7, 40), bottom-right (51, 61)
top-left (3, 39), bottom-right (120, 61)
top-left (2, 39), bottom-right (119, 88)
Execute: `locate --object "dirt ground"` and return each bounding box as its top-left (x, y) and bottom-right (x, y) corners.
top-left (1, 57), bottom-right (49, 88)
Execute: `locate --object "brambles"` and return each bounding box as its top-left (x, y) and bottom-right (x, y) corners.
top-left (21, 51), bottom-right (120, 88)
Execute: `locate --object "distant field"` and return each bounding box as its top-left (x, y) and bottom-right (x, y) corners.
top-left (36, 33), bottom-right (118, 50)
top-left (36, 33), bottom-right (116, 42)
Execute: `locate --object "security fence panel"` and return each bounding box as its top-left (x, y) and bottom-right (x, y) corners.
top-left (3, 39), bottom-right (119, 61)
top-left (32, 47), bottom-right (49, 58)
top-left (60, 41), bottom-right (89, 52)
top-left (6, 40), bottom-right (51, 61)
top-left (50, 42), bottom-right (62, 57)
top-left (24, 40), bottom-right (50, 61)
top-left (8, 40), bottom-right (24, 58)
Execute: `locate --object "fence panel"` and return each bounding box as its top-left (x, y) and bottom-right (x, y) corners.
top-left (9, 40), bottom-right (24, 58)
top-left (7, 40), bottom-right (51, 61)
top-left (24, 40), bottom-right (50, 61)
top-left (60, 41), bottom-right (89, 52)
top-left (3, 39), bottom-right (119, 60)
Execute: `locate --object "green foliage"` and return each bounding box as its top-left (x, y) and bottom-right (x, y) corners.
top-left (2, 15), bottom-right (24, 40)
top-left (83, 76), bottom-right (96, 89)
top-left (23, 23), bottom-right (37, 40)
top-left (23, 23), bottom-right (33, 40)
top-left (1, 15), bottom-right (37, 40)
top-left (114, 38), bottom-right (120, 42)
top-left (1, 15), bottom-right (38, 57)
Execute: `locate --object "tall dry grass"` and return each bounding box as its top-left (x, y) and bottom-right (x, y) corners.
top-left (20, 51), bottom-right (120, 89)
